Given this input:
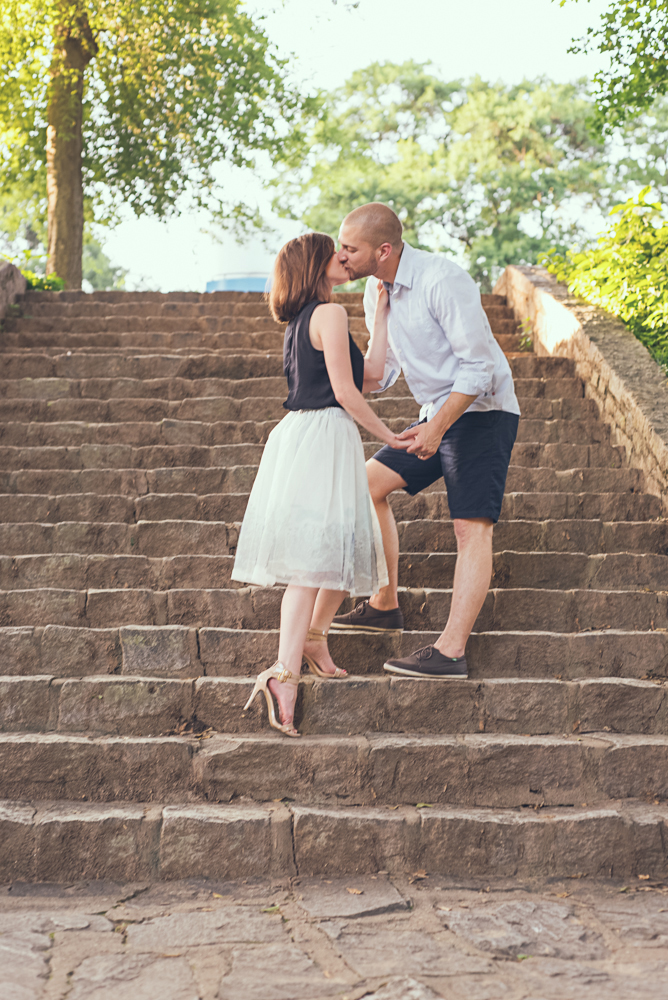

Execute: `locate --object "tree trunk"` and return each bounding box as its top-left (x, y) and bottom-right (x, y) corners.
top-left (46, 9), bottom-right (97, 290)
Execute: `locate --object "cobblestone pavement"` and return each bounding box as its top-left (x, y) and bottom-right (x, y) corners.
top-left (2, 873), bottom-right (668, 999)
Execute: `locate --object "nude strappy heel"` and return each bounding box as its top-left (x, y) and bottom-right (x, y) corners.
top-left (302, 627), bottom-right (347, 678)
top-left (243, 661), bottom-right (301, 737)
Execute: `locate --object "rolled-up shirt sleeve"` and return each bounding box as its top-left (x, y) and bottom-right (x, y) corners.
top-left (429, 270), bottom-right (495, 398)
top-left (364, 276), bottom-right (401, 393)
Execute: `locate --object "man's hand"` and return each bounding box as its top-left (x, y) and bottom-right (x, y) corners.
top-left (398, 421), bottom-right (444, 460)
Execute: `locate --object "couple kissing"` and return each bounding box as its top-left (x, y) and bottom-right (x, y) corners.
top-left (232, 202), bottom-right (520, 737)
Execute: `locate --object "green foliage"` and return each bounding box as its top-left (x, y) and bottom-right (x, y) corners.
top-left (542, 188), bottom-right (668, 372)
top-left (21, 270), bottom-right (65, 291)
top-left (274, 63), bottom-right (618, 291)
top-left (0, 0), bottom-right (305, 230)
top-left (82, 231), bottom-right (127, 290)
top-left (0, 174), bottom-right (126, 290)
top-left (559, 1), bottom-right (668, 131)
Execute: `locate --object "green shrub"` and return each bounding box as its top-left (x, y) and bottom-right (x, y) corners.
top-left (541, 188), bottom-right (668, 375)
top-left (20, 270), bottom-right (65, 292)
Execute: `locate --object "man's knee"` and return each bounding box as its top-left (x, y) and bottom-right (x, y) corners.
top-left (453, 517), bottom-right (494, 549)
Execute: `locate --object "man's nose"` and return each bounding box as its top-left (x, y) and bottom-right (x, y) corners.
top-left (337, 249), bottom-right (347, 261)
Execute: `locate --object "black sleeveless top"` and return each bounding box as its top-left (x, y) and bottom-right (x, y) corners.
top-left (283, 299), bottom-right (365, 410)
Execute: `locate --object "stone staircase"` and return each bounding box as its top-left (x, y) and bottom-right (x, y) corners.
top-left (1, 289), bottom-right (667, 884)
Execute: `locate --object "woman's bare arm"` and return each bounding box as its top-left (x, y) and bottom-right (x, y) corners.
top-left (363, 280), bottom-right (390, 383)
top-left (311, 303), bottom-right (407, 448)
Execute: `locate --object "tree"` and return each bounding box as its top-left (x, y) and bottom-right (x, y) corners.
top-left (274, 63), bottom-right (617, 290)
top-left (559, 0), bottom-right (668, 131)
top-left (0, 1), bottom-right (304, 288)
top-left (543, 188), bottom-right (668, 372)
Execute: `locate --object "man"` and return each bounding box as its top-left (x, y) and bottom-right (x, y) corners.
top-left (330, 203), bottom-right (520, 678)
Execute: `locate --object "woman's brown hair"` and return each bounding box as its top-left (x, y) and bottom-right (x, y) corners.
top-left (268, 232), bottom-right (335, 323)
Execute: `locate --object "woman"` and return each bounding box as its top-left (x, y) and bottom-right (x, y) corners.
top-left (232, 231), bottom-right (407, 736)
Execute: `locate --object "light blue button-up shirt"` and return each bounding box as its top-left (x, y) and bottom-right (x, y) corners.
top-left (364, 242), bottom-right (520, 421)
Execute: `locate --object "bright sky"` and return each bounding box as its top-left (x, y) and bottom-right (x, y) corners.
top-left (103, 0), bottom-right (611, 291)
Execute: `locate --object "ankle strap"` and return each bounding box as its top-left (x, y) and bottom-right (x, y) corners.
top-left (306, 627), bottom-right (327, 642)
top-left (270, 661), bottom-right (300, 685)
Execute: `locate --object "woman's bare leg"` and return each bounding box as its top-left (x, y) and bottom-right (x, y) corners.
top-left (366, 459), bottom-right (406, 611)
top-left (305, 587), bottom-right (349, 675)
top-left (268, 583), bottom-right (318, 724)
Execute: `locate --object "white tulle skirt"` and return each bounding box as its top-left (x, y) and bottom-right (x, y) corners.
top-left (231, 407), bottom-right (388, 596)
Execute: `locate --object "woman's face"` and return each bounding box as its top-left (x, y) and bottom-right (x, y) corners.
top-left (325, 251), bottom-right (351, 287)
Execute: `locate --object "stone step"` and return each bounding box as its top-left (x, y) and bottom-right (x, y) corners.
top-left (0, 488), bottom-right (658, 526)
top-left (0, 440), bottom-right (626, 472)
top-left (0, 394), bottom-right (600, 424)
top-left (2, 329), bottom-right (524, 355)
top-left (0, 352), bottom-right (575, 382)
top-left (3, 625), bottom-right (666, 681)
top-left (0, 374), bottom-right (581, 404)
top-left (2, 549), bottom-right (665, 593)
top-left (14, 299), bottom-right (514, 324)
top-left (2, 327), bottom-right (520, 353)
top-left (0, 416), bottom-right (610, 448)
top-left (4, 315), bottom-right (289, 335)
top-left (13, 300), bottom-right (292, 319)
top-left (1, 673), bottom-right (666, 738)
top-left (3, 796), bottom-right (664, 881)
top-left (2, 516), bottom-right (664, 558)
top-left (0, 465), bottom-right (646, 499)
top-left (0, 583), bottom-right (665, 631)
top-left (1, 729), bottom-right (667, 808)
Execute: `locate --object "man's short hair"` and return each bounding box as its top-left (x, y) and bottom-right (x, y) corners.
top-left (343, 203), bottom-right (403, 249)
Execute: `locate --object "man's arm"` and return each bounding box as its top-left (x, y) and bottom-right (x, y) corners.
top-left (399, 268), bottom-right (495, 459)
top-left (399, 392), bottom-right (477, 459)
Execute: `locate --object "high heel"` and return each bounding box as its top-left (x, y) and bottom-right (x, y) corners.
top-left (302, 627), bottom-right (347, 678)
top-left (243, 661), bottom-right (301, 737)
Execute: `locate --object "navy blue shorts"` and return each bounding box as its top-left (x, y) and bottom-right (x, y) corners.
top-left (372, 410), bottom-right (519, 523)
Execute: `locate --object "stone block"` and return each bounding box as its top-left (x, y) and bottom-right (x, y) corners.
top-left (0, 627), bottom-right (42, 675)
top-left (198, 626), bottom-right (277, 676)
top-left (419, 806), bottom-right (629, 877)
top-left (575, 678), bottom-right (667, 734)
top-left (67, 954), bottom-right (198, 1000)
top-left (56, 676), bottom-right (193, 735)
top-left (0, 733), bottom-right (193, 802)
top-left (297, 876), bottom-right (409, 919)
top-left (34, 802), bottom-right (159, 880)
top-left (0, 801), bottom-right (36, 880)
top-left (86, 588), bottom-right (167, 628)
top-left (220, 942), bottom-right (350, 1000)
top-left (41, 625), bottom-right (121, 676)
top-left (292, 804), bottom-right (418, 875)
top-left (159, 802), bottom-right (274, 879)
top-left (120, 625), bottom-right (200, 678)
top-left (194, 733), bottom-right (368, 804)
top-left (0, 675), bottom-right (53, 731)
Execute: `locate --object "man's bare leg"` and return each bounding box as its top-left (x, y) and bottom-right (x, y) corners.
top-left (433, 517), bottom-right (493, 658)
top-left (366, 458), bottom-right (406, 612)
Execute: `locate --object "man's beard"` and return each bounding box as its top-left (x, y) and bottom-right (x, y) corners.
top-left (344, 253), bottom-right (378, 281)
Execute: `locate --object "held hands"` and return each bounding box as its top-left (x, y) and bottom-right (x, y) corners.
top-left (397, 421), bottom-right (443, 460)
top-left (386, 432), bottom-right (412, 450)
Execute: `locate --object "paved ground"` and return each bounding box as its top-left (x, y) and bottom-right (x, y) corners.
top-left (2, 873), bottom-right (668, 999)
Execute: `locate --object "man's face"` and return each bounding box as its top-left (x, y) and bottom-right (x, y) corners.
top-left (337, 224), bottom-right (379, 281)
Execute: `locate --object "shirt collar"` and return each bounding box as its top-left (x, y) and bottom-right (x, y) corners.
top-left (391, 241), bottom-right (415, 290)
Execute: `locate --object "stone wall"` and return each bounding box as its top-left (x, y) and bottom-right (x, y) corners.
top-left (0, 259), bottom-right (27, 322)
top-left (494, 265), bottom-right (668, 511)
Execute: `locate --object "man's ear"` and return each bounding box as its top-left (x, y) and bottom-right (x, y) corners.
top-left (377, 242), bottom-right (393, 263)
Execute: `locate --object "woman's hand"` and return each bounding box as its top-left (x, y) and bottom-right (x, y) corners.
top-left (376, 279), bottom-right (390, 315)
top-left (386, 432), bottom-right (411, 450)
